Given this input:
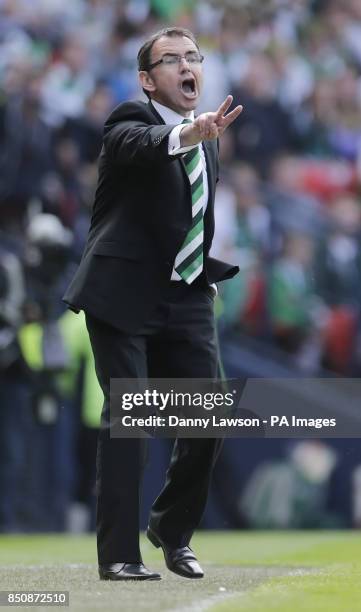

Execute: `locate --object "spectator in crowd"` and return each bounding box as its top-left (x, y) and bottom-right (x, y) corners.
top-left (268, 232), bottom-right (319, 355)
top-left (0, 68), bottom-right (54, 236)
top-left (5, 213), bottom-right (102, 532)
top-left (41, 33), bottom-right (95, 127)
top-left (0, 243), bottom-right (26, 532)
top-left (61, 84), bottom-right (115, 164)
top-left (216, 163), bottom-right (269, 333)
top-left (316, 194), bottom-right (361, 373)
top-left (230, 54), bottom-right (297, 176)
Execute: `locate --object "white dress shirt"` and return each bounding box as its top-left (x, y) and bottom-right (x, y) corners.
top-left (151, 100), bottom-right (209, 282)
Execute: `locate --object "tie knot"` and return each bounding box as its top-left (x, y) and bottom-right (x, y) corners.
top-left (182, 118), bottom-right (192, 124)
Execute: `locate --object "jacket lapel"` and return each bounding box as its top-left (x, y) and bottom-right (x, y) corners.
top-left (147, 101), bottom-right (193, 188)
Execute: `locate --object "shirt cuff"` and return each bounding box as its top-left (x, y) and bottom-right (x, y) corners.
top-left (168, 124), bottom-right (199, 155)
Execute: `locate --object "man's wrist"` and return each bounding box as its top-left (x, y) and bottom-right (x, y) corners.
top-left (180, 124), bottom-right (202, 148)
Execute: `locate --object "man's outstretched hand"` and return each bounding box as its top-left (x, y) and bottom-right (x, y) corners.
top-left (180, 96), bottom-right (243, 147)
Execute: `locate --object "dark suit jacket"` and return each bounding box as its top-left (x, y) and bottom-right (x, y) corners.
top-left (63, 100), bottom-right (239, 333)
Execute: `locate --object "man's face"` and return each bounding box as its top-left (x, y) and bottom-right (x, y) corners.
top-left (139, 35), bottom-right (203, 116)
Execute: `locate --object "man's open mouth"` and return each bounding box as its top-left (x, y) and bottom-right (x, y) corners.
top-left (180, 78), bottom-right (197, 98)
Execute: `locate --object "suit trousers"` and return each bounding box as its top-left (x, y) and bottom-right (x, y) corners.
top-left (85, 278), bottom-right (223, 564)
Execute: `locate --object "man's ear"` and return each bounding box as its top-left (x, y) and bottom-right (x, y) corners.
top-left (139, 71), bottom-right (156, 95)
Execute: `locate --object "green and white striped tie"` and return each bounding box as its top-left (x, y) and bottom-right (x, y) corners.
top-left (174, 121), bottom-right (204, 284)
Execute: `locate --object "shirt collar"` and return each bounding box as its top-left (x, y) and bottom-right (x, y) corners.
top-left (151, 100), bottom-right (194, 124)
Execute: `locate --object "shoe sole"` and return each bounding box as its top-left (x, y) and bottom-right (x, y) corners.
top-left (146, 527), bottom-right (204, 579)
top-left (99, 572), bottom-right (161, 581)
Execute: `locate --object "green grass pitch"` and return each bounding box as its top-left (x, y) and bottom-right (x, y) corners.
top-left (1, 531), bottom-right (361, 611)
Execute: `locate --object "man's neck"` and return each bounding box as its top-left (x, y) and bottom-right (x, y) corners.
top-left (150, 98), bottom-right (193, 121)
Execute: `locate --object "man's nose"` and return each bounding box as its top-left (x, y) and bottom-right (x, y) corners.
top-left (179, 56), bottom-right (192, 70)
top-left (179, 60), bottom-right (192, 73)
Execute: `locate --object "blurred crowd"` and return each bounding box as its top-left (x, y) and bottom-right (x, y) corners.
top-left (1, 0), bottom-right (361, 533)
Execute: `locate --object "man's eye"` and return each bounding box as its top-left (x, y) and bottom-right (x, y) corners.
top-left (163, 55), bottom-right (178, 64)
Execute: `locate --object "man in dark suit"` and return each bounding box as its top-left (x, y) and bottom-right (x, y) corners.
top-left (63, 26), bottom-right (242, 581)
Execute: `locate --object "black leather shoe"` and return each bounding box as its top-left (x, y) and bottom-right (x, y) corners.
top-left (147, 527), bottom-right (204, 579)
top-left (99, 562), bottom-right (161, 581)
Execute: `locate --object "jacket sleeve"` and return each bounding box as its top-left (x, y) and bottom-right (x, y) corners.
top-left (103, 102), bottom-right (184, 166)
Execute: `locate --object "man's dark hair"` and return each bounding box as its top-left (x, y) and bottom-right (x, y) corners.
top-left (137, 27), bottom-right (199, 72)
